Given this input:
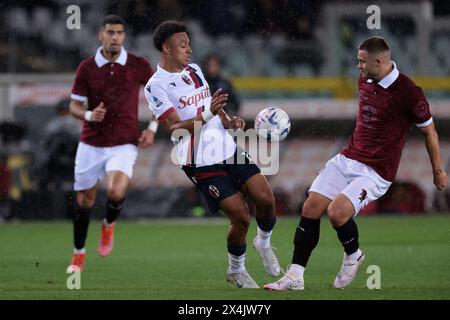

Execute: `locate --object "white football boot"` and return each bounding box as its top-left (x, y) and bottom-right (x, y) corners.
top-left (252, 236), bottom-right (281, 277)
top-left (333, 252), bottom-right (365, 289)
top-left (226, 268), bottom-right (260, 289)
top-left (263, 265), bottom-right (304, 291)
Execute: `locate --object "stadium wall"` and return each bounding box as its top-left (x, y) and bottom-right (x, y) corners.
top-left (1, 75), bottom-right (449, 218)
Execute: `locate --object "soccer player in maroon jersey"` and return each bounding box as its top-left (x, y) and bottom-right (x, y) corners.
top-left (265, 36), bottom-right (448, 291)
top-left (66, 15), bottom-right (156, 273)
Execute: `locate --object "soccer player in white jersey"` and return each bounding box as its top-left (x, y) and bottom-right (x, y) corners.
top-left (144, 20), bottom-right (281, 288)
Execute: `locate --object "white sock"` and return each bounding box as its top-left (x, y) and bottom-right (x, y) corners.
top-left (288, 264), bottom-right (305, 278)
top-left (256, 227), bottom-right (272, 248)
top-left (103, 218), bottom-right (115, 228)
top-left (74, 248), bottom-right (86, 254)
top-left (228, 253), bottom-right (246, 273)
top-left (345, 249), bottom-right (362, 261)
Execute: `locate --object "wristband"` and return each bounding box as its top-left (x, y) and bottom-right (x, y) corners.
top-left (84, 111), bottom-right (93, 121)
top-left (148, 120), bottom-right (159, 133)
top-left (201, 107), bottom-right (214, 122)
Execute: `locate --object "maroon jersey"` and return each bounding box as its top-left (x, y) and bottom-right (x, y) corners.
top-left (71, 47), bottom-right (153, 147)
top-left (342, 65), bottom-right (432, 182)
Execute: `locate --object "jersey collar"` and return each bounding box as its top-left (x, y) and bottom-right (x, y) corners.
top-left (368, 61), bottom-right (399, 89)
top-left (157, 63), bottom-right (174, 75)
top-left (95, 46), bottom-right (128, 67)
top-left (157, 63), bottom-right (188, 75)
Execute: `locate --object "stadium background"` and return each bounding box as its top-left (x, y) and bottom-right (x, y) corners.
top-left (1, 0), bottom-right (449, 220)
top-left (0, 0), bottom-right (449, 301)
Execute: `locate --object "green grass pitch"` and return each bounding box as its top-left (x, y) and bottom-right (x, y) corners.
top-left (0, 215), bottom-right (449, 300)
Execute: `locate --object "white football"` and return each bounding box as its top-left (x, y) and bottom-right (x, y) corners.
top-left (254, 107), bottom-right (291, 142)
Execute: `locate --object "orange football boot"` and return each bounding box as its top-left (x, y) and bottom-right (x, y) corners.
top-left (98, 223), bottom-right (115, 257)
top-left (66, 253), bottom-right (86, 273)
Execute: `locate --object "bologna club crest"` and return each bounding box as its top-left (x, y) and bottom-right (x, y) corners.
top-left (182, 75), bottom-right (192, 85)
top-left (209, 185), bottom-right (220, 198)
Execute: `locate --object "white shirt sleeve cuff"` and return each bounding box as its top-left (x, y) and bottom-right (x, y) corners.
top-left (416, 117), bottom-right (433, 128)
top-left (71, 93), bottom-right (88, 102)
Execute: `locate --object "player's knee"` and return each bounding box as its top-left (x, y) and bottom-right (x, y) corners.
top-left (302, 199), bottom-right (324, 219)
top-left (77, 194), bottom-right (95, 209)
top-left (254, 191), bottom-right (275, 217)
top-left (233, 214), bottom-right (251, 233)
top-left (327, 202), bottom-right (348, 226)
top-left (239, 216), bottom-right (251, 233)
top-left (107, 187), bottom-right (126, 202)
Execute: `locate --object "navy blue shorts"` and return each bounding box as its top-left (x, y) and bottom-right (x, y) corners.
top-left (182, 148), bottom-right (261, 214)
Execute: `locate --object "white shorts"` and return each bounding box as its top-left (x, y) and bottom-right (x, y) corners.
top-left (74, 142), bottom-right (138, 191)
top-left (309, 154), bottom-right (392, 215)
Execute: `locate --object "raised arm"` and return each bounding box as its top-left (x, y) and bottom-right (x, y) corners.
top-left (161, 89), bottom-right (228, 136)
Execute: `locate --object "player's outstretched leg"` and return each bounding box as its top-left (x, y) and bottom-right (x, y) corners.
top-left (240, 173), bottom-right (281, 277)
top-left (263, 216), bottom-right (321, 291)
top-left (264, 192), bottom-right (329, 291)
top-left (221, 193), bottom-right (259, 289)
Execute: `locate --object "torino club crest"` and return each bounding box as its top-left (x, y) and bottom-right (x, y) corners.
top-left (359, 189), bottom-right (368, 203)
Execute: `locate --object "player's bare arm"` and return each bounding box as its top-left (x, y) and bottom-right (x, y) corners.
top-left (69, 100), bottom-right (106, 122)
top-left (138, 116), bottom-right (158, 148)
top-left (161, 88), bottom-right (228, 135)
top-left (138, 129), bottom-right (155, 148)
top-left (419, 123), bottom-right (449, 190)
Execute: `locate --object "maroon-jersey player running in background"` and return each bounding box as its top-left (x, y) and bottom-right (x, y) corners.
top-left (66, 15), bottom-right (156, 273)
